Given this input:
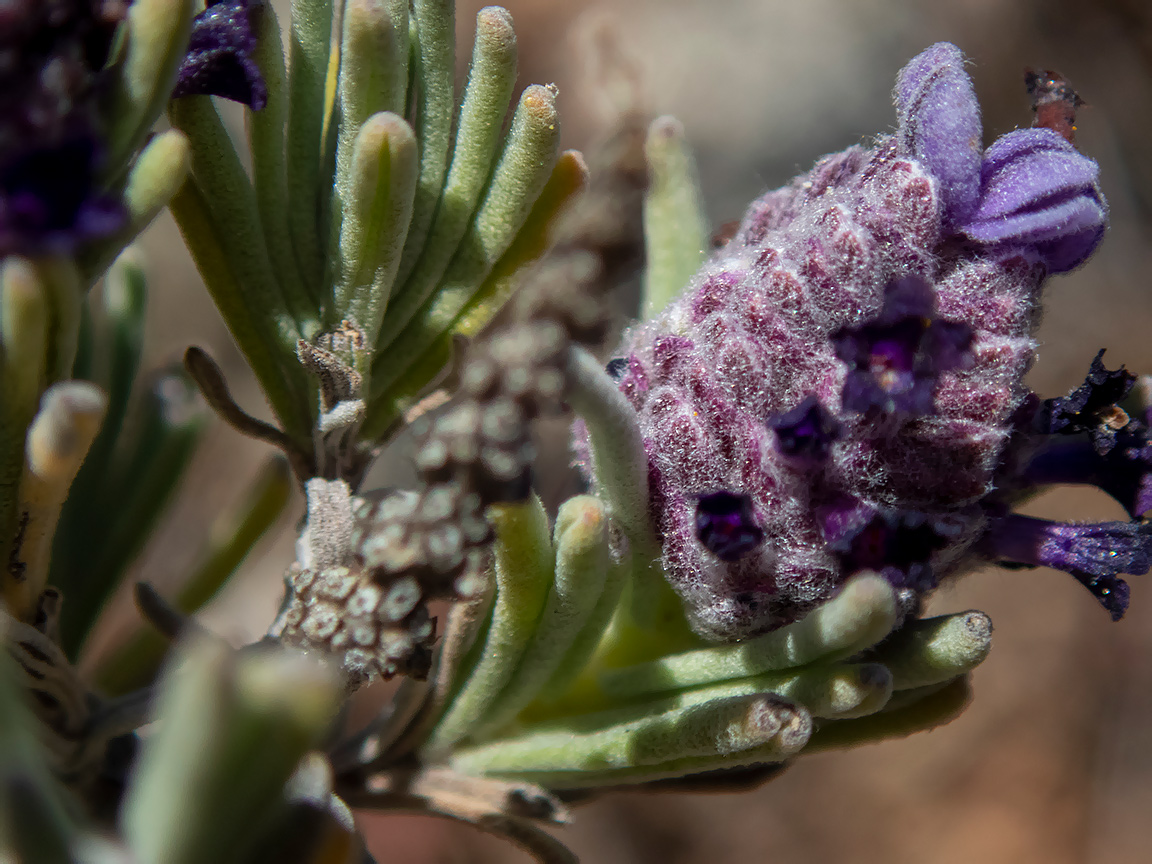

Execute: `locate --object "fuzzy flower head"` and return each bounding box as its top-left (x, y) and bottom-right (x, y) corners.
top-left (594, 43), bottom-right (1129, 640)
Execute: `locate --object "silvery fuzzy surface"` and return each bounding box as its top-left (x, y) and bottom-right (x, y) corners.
top-left (596, 43), bottom-right (1107, 640)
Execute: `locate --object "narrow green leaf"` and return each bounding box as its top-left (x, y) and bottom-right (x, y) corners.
top-left (52, 251), bottom-right (148, 604)
top-left (529, 554), bottom-right (628, 708)
top-left (451, 693), bottom-right (812, 789)
top-left (330, 0), bottom-right (411, 274)
top-left (360, 148), bottom-right (586, 440)
top-left (0, 259), bottom-right (51, 615)
top-left (804, 676), bottom-right (972, 754)
top-left (121, 639), bottom-right (341, 864)
top-left (469, 495), bottom-right (613, 739)
top-left (58, 371), bottom-right (204, 657)
top-left (334, 112), bottom-right (418, 358)
top-left (369, 83), bottom-right (561, 399)
top-left (595, 574), bottom-right (898, 702)
top-left (375, 6), bottom-right (518, 349)
top-left (393, 0), bottom-right (456, 289)
top-left (79, 130), bottom-right (192, 284)
top-left (101, 0), bottom-right (196, 172)
top-left (563, 345), bottom-right (693, 652)
top-left (168, 97), bottom-right (302, 354)
top-left (36, 258), bottom-right (83, 386)
top-left (427, 496), bottom-right (554, 754)
top-left (285, 0), bottom-right (334, 288)
top-left (642, 116), bottom-right (709, 317)
top-left (168, 179), bottom-right (312, 443)
top-left (248, 1), bottom-right (318, 336)
top-left (868, 610), bottom-right (993, 691)
top-left (7, 383), bottom-right (107, 621)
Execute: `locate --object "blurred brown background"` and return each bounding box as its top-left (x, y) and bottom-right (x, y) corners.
top-left (94, 0), bottom-right (1152, 860)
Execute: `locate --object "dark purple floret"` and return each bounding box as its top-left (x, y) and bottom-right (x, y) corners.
top-left (960, 128), bottom-right (1106, 273)
top-left (173, 0), bottom-right (268, 110)
top-left (1038, 350), bottom-right (1135, 453)
top-left (1071, 572), bottom-right (1131, 623)
top-left (695, 492), bottom-right (764, 562)
top-left (818, 496), bottom-right (959, 593)
top-left (0, 137), bottom-right (125, 255)
top-left (982, 514), bottom-right (1149, 619)
top-left (1021, 428), bottom-right (1152, 519)
top-left (832, 276), bottom-right (973, 415)
top-left (768, 395), bottom-right (842, 467)
top-left (605, 357), bottom-right (628, 380)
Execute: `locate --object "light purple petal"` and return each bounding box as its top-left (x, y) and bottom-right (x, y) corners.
top-left (964, 194), bottom-right (1104, 245)
top-left (894, 42), bottom-right (983, 225)
top-left (961, 127), bottom-right (1106, 272)
top-left (974, 129), bottom-right (1101, 220)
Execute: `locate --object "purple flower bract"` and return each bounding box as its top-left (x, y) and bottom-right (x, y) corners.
top-left (174, 0), bottom-right (269, 110)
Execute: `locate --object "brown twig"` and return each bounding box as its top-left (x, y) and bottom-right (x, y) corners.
top-left (184, 346), bottom-right (314, 478)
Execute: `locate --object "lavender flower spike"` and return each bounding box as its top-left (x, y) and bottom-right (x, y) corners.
top-left (585, 42), bottom-right (1131, 640)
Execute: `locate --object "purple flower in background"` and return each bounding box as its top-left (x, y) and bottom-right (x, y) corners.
top-left (1038, 350), bottom-right (1134, 452)
top-left (0, 138), bottom-right (125, 255)
top-left (1018, 353), bottom-right (1152, 519)
top-left (174, 0), bottom-right (269, 110)
top-left (0, 1), bottom-right (127, 255)
top-left (818, 496), bottom-right (962, 595)
top-left (580, 42), bottom-right (1140, 640)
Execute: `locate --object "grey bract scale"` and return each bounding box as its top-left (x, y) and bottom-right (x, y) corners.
top-left (275, 479), bottom-right (491, 686)
top-left (583, 43), bottom-right (1128, 641)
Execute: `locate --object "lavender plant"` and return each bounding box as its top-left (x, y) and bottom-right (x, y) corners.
top-left (0, 2), bottom-right (1141, 862)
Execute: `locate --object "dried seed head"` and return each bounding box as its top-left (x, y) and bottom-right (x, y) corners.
top-left (277, 481), bottom-right (492, 686)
